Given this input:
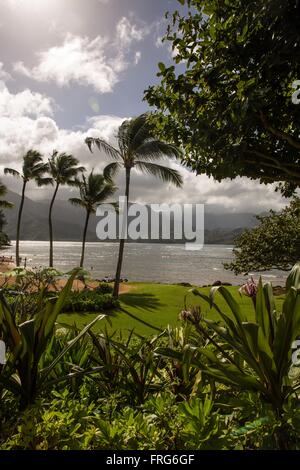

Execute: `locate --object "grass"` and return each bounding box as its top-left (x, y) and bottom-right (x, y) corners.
top-left (59, 282), bottom-right (286, 336)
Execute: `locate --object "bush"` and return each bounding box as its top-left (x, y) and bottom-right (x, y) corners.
top-left (95, 283), bottom-right (113, 294)
top-left (63, 291), bottom-right (119, 313)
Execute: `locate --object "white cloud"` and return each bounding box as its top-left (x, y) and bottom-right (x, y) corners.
top-left (0, 81), bottom-right (288, 213)
top-left (14, 34), bottom-right (120, 93)
top-left (0, 62), bottom-right (11, 82)
top-left (155, 36), bottom-right (164, 48)
top-left (87, 115), bottom-right (128, 143)
top-left (116, 16), bottom-right (146, 48)
top-left (14, 16), bottom-right (148, 93)
top-left (0, 81), bottom-right (53, 118)
top-left (134, 51), bottom-right (142, 65)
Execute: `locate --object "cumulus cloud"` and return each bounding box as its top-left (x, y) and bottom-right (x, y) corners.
top-left (14, 35), bottom-right (120, 93)
top-left (14, 16), bottom-right (148, 93)
top-left (0, 81), bottom-right (54, 118)
top-left (0, 79), bottom-right (288, 213)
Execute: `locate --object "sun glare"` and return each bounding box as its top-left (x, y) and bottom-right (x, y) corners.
top-left (7, 0), bottom-right (56, 12)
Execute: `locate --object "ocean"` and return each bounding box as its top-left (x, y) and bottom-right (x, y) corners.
top-left (2, 241), bottom-right (287, 286)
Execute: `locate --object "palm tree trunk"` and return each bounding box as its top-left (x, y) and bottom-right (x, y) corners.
top-left (49, 183), bottom-right (59, 268)
top-left (113, 167), bottom-right (130, 299)
top-left (16, 180), bottom-right (26, 267)
top-left (80, 210), bottom-right (90, 268)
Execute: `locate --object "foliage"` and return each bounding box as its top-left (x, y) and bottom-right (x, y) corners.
top-left (158, 263), bottom-right (300, 448)
top-left (0, 181), bottom-right (13, 211)
top-left (47, 151), bottom-right (85, 187)
top-left (225, 198), bottom-right (300, 274)
top-left (145, 0), bottom-right (300, 196)
top-left (96, 283), bottom-right (113, 294)
top-left (62, 290), bottom-right (119, 313)
top-left (2, 382), bottom-right (300, 450)
top-left (5, 267), bottom-right (62, 294)
top-left (0, 270), bottom-right (107, 409)
top-left (0, 181), bottom-right (13, 248)
top-left (1, 267), bottom-right (300, 449)
top-left (0, 389), bottom-right (222, 450)
top-left (0, 231), bottom-right (10, 249)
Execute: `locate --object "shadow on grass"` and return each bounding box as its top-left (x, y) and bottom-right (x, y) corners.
top-left (120, 292), bottom-right (164, 311)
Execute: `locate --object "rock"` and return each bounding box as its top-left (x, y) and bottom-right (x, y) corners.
top-left (212, 280), bottom-right (222, 286)
top-left (212, 281), bottom-right (232, 287)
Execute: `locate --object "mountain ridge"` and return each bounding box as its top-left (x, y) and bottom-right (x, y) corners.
top-left (3, 190), bottom-right (258, 244)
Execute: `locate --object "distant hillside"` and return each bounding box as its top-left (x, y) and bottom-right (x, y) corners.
top-left (3, 190), bottom-right (257, 244)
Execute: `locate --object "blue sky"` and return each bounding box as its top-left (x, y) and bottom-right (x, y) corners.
top-left (0, 0), bottom-right (178, 128)
top-left (0, 0), bottom-right (287, 213)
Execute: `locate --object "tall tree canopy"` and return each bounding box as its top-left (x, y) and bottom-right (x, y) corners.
top-left (225, 198), bottom-right (300, 274)
top-left (145, 0), bottom-right (300, 196)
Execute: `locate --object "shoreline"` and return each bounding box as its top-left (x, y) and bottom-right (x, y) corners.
top-left (0, 242), bottom-right (286, 287)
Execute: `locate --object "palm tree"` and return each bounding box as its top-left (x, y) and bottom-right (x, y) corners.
top-left (47, 151), bottom-right (85, 267)
top-left (4, 150), bottom-right (49, 266)
top-left (69, 172), bottom-right (116, 268)
top-left (86, 113), bottom-right (183, 298)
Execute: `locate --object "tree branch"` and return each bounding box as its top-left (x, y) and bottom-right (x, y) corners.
top-left (259, 111), bottom-right (300, 150)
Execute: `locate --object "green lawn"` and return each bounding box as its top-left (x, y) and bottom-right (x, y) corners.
top-left (59, 282), bottom-right (285, 336)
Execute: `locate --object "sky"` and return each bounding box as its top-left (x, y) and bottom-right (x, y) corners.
top-left (0, 0), bottom-right (288, 214)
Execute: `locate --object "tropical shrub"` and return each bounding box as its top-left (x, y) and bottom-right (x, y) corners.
top-left (158, 262), bottom-right (300, 448)
top-left (0, 388), bottom-right (223, 450)
top-left (62, 291), bottom-right (119, 313)
top-left (96, 283), bottom-right (113, 294)
top-left (0, 271), bottom-right (107, 409)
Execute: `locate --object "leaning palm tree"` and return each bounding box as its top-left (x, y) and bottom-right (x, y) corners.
top-left (47, 151), bottom-right (85, 267)
top-left (86, 113), bottom-right (183, 298)
top-left (4, 150), bottom-right (49, 266)
top-left (69, 172), bottom-right (116, 268)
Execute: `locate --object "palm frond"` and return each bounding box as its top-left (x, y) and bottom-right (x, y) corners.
top-left (0, 200), bottom-right (14, 209)
top-left (126, 114), bottom-right (150, 150)
top-left (94, 184), bottom-right (117, 204)
top-left (135, 140), bottom-right (183, 162)
top-left (135, 161), bottom-right (183, 188)
top-left (4, 168), bottom-right (20, 178)
top-left (48, 152), bottom-right (85, 184)
top-left (31, 162), bottom-right (49, 178)
top-left (118, 119), bottom-right (131, 154)
top-left (23, 150), bottom-right (44, 175)
top-left (71, 171), bottom-right (117, 214)
top-left (85, 138), bottom-right (121, 160)
top-left (103, 162), bottom-right (122, 183)
top-left (69, 198), bottom-right (86, 209)
top-left (36, 177), bottom-right (53, 187)
top-left (67, 179), bottom-right (82, 188)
